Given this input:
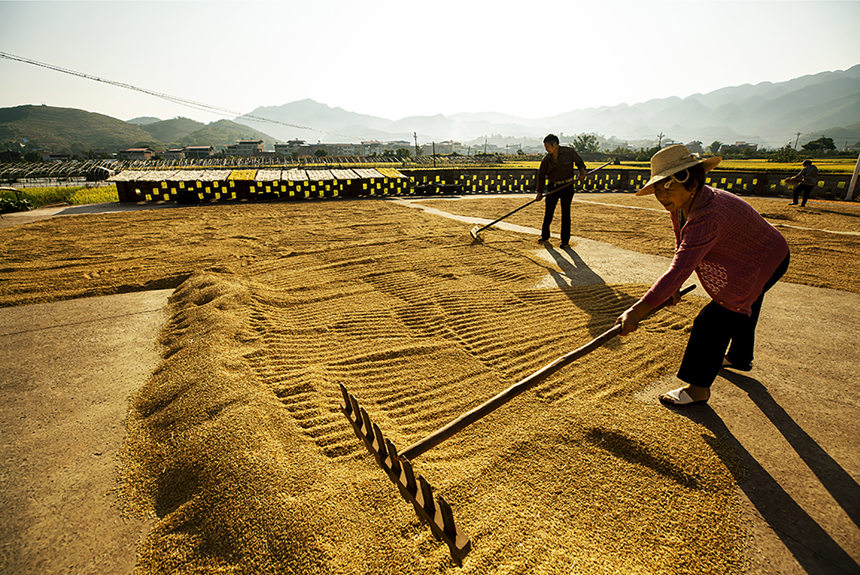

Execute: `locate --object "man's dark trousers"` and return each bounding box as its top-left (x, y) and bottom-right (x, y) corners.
top-left (541, 185), bottom-right (575, 244)
top-left (792, 183), bottom-right (813, 206)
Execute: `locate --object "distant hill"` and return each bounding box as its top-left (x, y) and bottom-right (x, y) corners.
top-left (512, 65), bottom-right (860, 147)
top-left (800, 120), bottom-right (860, 148)
top-left (236, 99), bottom-right (393, 143)
top-left (234, 65), bottom-right (860, 148)
top-left (139, 117), bottom-right (205, 144)
top-left (0, 105), bottom-right (159, 153)
top-left (127, 116), bottom-right (161, 125)
top-left (178, 120), bottom-right (275, 148)
top-left (0, 106), bottom-right (277, 153)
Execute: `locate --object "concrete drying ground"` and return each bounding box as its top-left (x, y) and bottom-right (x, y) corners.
top-left (0, 198), bottom-right (857, 574)
top-left (0, 289), bottom-right (171, 575)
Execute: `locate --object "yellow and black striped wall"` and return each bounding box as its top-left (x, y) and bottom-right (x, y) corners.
top-left (111, 166), bottom-right (854, 203)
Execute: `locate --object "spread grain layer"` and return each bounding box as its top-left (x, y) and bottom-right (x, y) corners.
top-left (424, 194), bottom-right (860, 293)
top-left (0, 196), bottom-right (854, 574)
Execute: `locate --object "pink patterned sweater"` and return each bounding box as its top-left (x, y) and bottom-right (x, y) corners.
top-left (641, 186), bottom-right (789, 316)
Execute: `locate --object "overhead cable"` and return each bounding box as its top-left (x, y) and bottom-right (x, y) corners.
top-left (0, 50), bottom-right (355, 138)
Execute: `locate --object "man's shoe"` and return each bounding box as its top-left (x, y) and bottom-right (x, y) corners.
top-left (538, 237), bottom-right (551, 244)
top-left (722, 357), bottom-right (752, 371)
top-left (559, 243), bottom-right (570, 248)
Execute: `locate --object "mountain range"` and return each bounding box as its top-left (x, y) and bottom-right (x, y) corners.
top-left (234, 65), bottom-right (860, 149)
top-left (1, 65), bottom-right (858, 154)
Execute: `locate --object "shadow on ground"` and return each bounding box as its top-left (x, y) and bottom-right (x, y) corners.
top-left (677, 370), bottom-right (860, 575)
top-left (477, 240), bottom-right (638, 340)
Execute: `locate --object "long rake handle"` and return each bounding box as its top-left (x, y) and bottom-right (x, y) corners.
top-left (473, 161), bottom-right (611, 236)
top-left (472, 186), bottom-right (565, 235)
top-left (400, 284), bottom-right (695, 460)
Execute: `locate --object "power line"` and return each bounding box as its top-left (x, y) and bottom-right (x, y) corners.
top-left (0, 50), bottom-right (354, 138)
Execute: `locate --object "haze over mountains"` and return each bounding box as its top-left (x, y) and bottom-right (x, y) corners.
top-left (1, 65), bottom-right (858, 154)
top-left (235, 65), bottom-right (860, 148)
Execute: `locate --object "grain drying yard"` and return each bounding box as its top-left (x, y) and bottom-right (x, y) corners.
top-left (0, 192), bottom-right (858, 574)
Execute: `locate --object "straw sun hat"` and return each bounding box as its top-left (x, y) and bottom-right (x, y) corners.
top-left (636, 144), bottom-right (721, 196)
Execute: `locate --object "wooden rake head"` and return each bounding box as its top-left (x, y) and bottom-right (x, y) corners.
top-left (339, 383), bottom-right (471, 565)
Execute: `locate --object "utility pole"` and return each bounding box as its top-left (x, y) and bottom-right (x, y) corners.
top-left (413, 131), bottom-right (419, 158)
top-left (794, 132), bottom-right (801, 150)
top-left (432, 142), bottom-right (436, 168)
top-left (484, 138), bottom-right (487, 154)
top-left (657, 132), bottom-right (665, 148)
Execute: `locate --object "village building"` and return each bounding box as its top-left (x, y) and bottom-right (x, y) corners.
top-left (163, 148), bottom-right (185, 160)
top-left (420, 140), bottom-right (464, 155)
top-left (117, 148), bottom-right (154, 160)
top-left (225, 140), bottom-right (264, 156)
top-left (183, 145), bottom-right (214, 159)
top-left (274, 139), bottom-right (307, 157)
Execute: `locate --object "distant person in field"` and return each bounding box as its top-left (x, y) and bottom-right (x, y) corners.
top-left (786, 159), bottom-right (818, 207)
top-left (615, 144), bottom-right (790, 406)
top-left (534, 134), bottom-right (587, 248)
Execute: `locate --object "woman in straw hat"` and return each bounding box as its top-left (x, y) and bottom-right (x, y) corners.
top-left (615, 145), bottom-right (790, 406)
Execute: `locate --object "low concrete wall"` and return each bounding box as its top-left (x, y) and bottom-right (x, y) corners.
top-left (401, 168), bottom-right (854, 200)
top-left (113, 167), bottom-right (856, 203)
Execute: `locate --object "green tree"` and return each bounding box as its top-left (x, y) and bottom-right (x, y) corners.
top-left (719, 144), bottom-right (759, 158)
top-left (573, 133), bottom-right (600, 154)
top-left (609, 145), bottom-right (635, 160)
top-left (395, 148), bottom-right (411, 159)
top-left (709, 141), bottom-right (722, 154)
top-left (314, 149), bottom-right (328, 157)
top-left (635, 146), bottom-right (661, 162)
top-left (802, 137), bottom-right (835, 152)
top-left (768, 145), bottom-right (800, 163)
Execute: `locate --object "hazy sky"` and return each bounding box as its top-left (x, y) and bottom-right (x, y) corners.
top-left (1, 0), bottom-right (859, 125)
